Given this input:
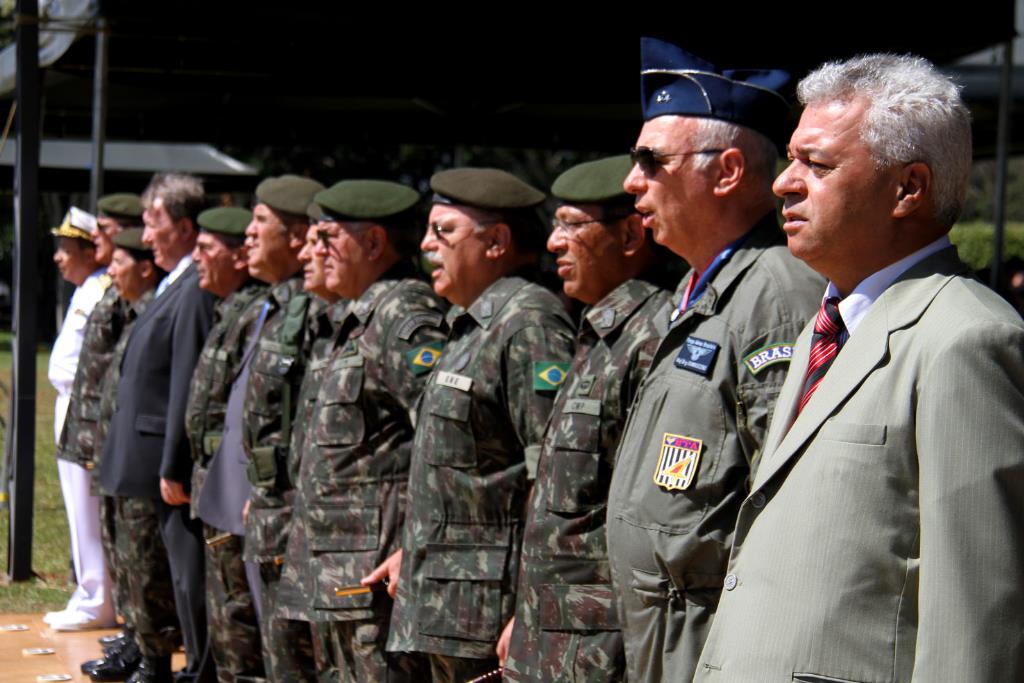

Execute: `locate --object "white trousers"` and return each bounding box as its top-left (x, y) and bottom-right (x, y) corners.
top-left (56, 457), bottom-right (115, 622)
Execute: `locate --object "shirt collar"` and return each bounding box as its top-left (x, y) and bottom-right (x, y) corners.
top-left (164, 253), bottom-right (192, 288)
top-left (827, 235), bottom-right (951, 337)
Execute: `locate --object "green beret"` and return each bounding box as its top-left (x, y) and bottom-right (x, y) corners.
top-left (112, 228), bottom-right (150, 252)
top-left (430, 168), bottom-right (544, 210)
top-left (313, 180), bottom-right (420, 222)
top-left (551, 155), bottom-right (633, 204)
top-left (255, 174), bottom-right (325, 216)
top-left (97, 193), bottom-right (144, 220)
top-left (197, 207), bottom-right (252, 237)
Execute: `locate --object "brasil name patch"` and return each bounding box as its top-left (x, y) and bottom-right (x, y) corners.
top-left (407, 341), bottom-right (444, 375)
top-left (742, 342), bottom-right (794, 375)
top-left (533, 361), bottom-right (570, 391)
top-left (653, 433), bottom-right (703, 491)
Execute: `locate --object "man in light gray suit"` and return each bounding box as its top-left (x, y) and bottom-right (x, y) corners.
top-left (695, 54), bottom-right (1024, 681)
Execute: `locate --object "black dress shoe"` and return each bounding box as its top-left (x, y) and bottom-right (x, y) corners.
top-left (99, 631), bottom-right (126, 646)
top-left (88, 640), bottom-right (142, 682)
top-left (126, 656), bottom-right (171, 683)
top-left (82, 658), bottom-right (104, 675)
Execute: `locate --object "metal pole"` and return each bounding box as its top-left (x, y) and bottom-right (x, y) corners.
top-left (990, 38), bottom-right (1013, 290)
top-left (9, 0), bottom-right (39, 582)
top-left (88, 16), bottom-right (107, 212)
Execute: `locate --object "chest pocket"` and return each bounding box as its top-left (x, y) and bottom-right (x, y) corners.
top-left (424, 386), bottom-right (476, 469)
top-left (545, 399), bottom-right (603, 514)
top-left (314, 360), bottom-right (365, 448)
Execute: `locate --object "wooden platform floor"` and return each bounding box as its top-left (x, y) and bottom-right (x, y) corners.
top-left (0, 615), bottom-right (183, 683)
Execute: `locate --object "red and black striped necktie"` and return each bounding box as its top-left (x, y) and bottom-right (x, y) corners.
top-left (797, 297), bottom-right (844, 414)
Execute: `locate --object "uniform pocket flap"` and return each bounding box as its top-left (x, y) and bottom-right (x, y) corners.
top-left (819, 421), bottom-right (886, 445)
top-left (427, 388), bottom-right (472, 422)
top-left (135, 413), bottom-right (166, 435)
top-left (307, 505), bottom-right (380, 552)
top-left (551, 410), bottom-right (601, 452)
top-left (422, 543), bottom-right (507, 581)
top-left (312, 551), bottom-right (377, 611)
top-left (244, 504), bottom-right (292, 562)
top-left (320, 366), bottom-right (363, 404)
top-left (538, 584), bottom-right (619, 631)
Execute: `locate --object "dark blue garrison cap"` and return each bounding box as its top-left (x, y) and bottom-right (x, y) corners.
top-left (640, 37), bottom-right (793, 150)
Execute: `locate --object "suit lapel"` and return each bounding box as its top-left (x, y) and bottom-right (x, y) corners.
top-left (752, 246), bottom-right (967, 491)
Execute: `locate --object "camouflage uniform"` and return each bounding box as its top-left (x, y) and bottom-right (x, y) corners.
top-left (504, 278), bottom-right (671, 683)
top-left (242, 275), bottom-right (319, 681)
top-left (57, 282), bottom-right (124, 469)
top-left (604, 217), bottom-right (823, 681)
top-left (184, 279), bottom-right (267, 683)
top-left (274, 296), bottom-right (343, 682)
top-left (388, 275), bottom-right (575, 677)
top-left (280, 266), bottom-right (447, 682)
top-left (98, 291), bottom-right (182, 657)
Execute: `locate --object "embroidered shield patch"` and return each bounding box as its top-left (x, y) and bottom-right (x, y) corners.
top-left (653, 433), bottom-right (703, 491)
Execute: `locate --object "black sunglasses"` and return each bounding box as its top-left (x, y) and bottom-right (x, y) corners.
top-left (629, 146), bottom-right (727, 175)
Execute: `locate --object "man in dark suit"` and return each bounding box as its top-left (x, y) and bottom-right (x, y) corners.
top-left (100, 173), bottom-right (216, 683)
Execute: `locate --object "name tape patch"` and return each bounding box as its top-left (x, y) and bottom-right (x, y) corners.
top-left (436, 371), bottom-right (473, 392)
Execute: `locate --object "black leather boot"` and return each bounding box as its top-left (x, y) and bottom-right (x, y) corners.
top-left (125, 656), bottom-right (171, 683)
top-left (86, 638), bottom-right (142, 682)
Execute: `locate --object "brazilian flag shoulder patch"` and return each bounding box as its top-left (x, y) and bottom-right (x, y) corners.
top-left (533, 361), bottom-right (570, 391)
top-left (406, 341), bottom-right (444, 375)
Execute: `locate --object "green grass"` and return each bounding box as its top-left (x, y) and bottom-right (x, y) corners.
top-left (0, 331), bottom-right (73, 613)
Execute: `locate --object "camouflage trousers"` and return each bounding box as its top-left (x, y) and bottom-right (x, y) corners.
top-left (256, 561), bottom-right (318, 681)
top-left (426, 653), bottom-right (498, 683)
top-left (204, 526), bottom-right (265, 683)
top-left (327, 616), bottom-right (428, 683)
top-left (503, 581), bottom-right (626, 683)
top-left (112, 496), bottom-right (181, 657)
top-left (99, 493), bottom-right (130, 625)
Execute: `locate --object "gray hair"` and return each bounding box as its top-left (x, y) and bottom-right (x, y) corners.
top-left (797, 54), bottom-right (972, 227)
top-left (142, 173), bottom-right (205, 223)
top-left (691, 118), bottom-right (779, 187)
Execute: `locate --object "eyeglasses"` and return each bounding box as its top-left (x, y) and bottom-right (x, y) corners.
top-left (629, 146), bottom-right (726, 175)
top-left (550, 211), bottom-right (633, 235)
top-left (429, 219), bottom-right (500, 243)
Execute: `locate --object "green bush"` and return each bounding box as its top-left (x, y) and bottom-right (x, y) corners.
top-left (949, 222), bottom-right (1024, 271)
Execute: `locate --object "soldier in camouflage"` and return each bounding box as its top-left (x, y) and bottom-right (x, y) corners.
top-left (240, 174), bottom-right (325, 681)
top-left (368, 168), bottom-right (576, 683)
top-left (278, 180), bottom-right (447, 682)
top-left (184, 207), bottom-right (268, 683)
top-left (274, 211), bottom-right (345, 682)
top-left (86, 228), bottom-right (164, 682)
top-left (605, 39), bottom-right (823, 681)
top-left (501, 156), bottom-right (675, 683)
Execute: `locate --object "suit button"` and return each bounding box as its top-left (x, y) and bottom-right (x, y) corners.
top-left (750, 491), bottom-right (767, 508)
top-left (724, 574), bottom-right (737, 591)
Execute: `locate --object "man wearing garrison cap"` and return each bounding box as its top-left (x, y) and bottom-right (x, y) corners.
top-left (276, 180), bottom-right (447, 681)
top-left (604, 38), bottom-right (822, 681)
top-left (365, 168), bottom-right (575, 682)
top-left (45, 207), bottom-right (116, 632)
top-left (183, 206), bottom-right (269, 683)
top-left (501, 156), bottom-right (678, 682)
top-left (240, 174), bottom-right (326, 680)
top-left (269, 198), bottom-right (348, 681)
top-left (84, 227), bottom-right (164, 681)
top-left (100, 173), bottom-right (217, 683)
